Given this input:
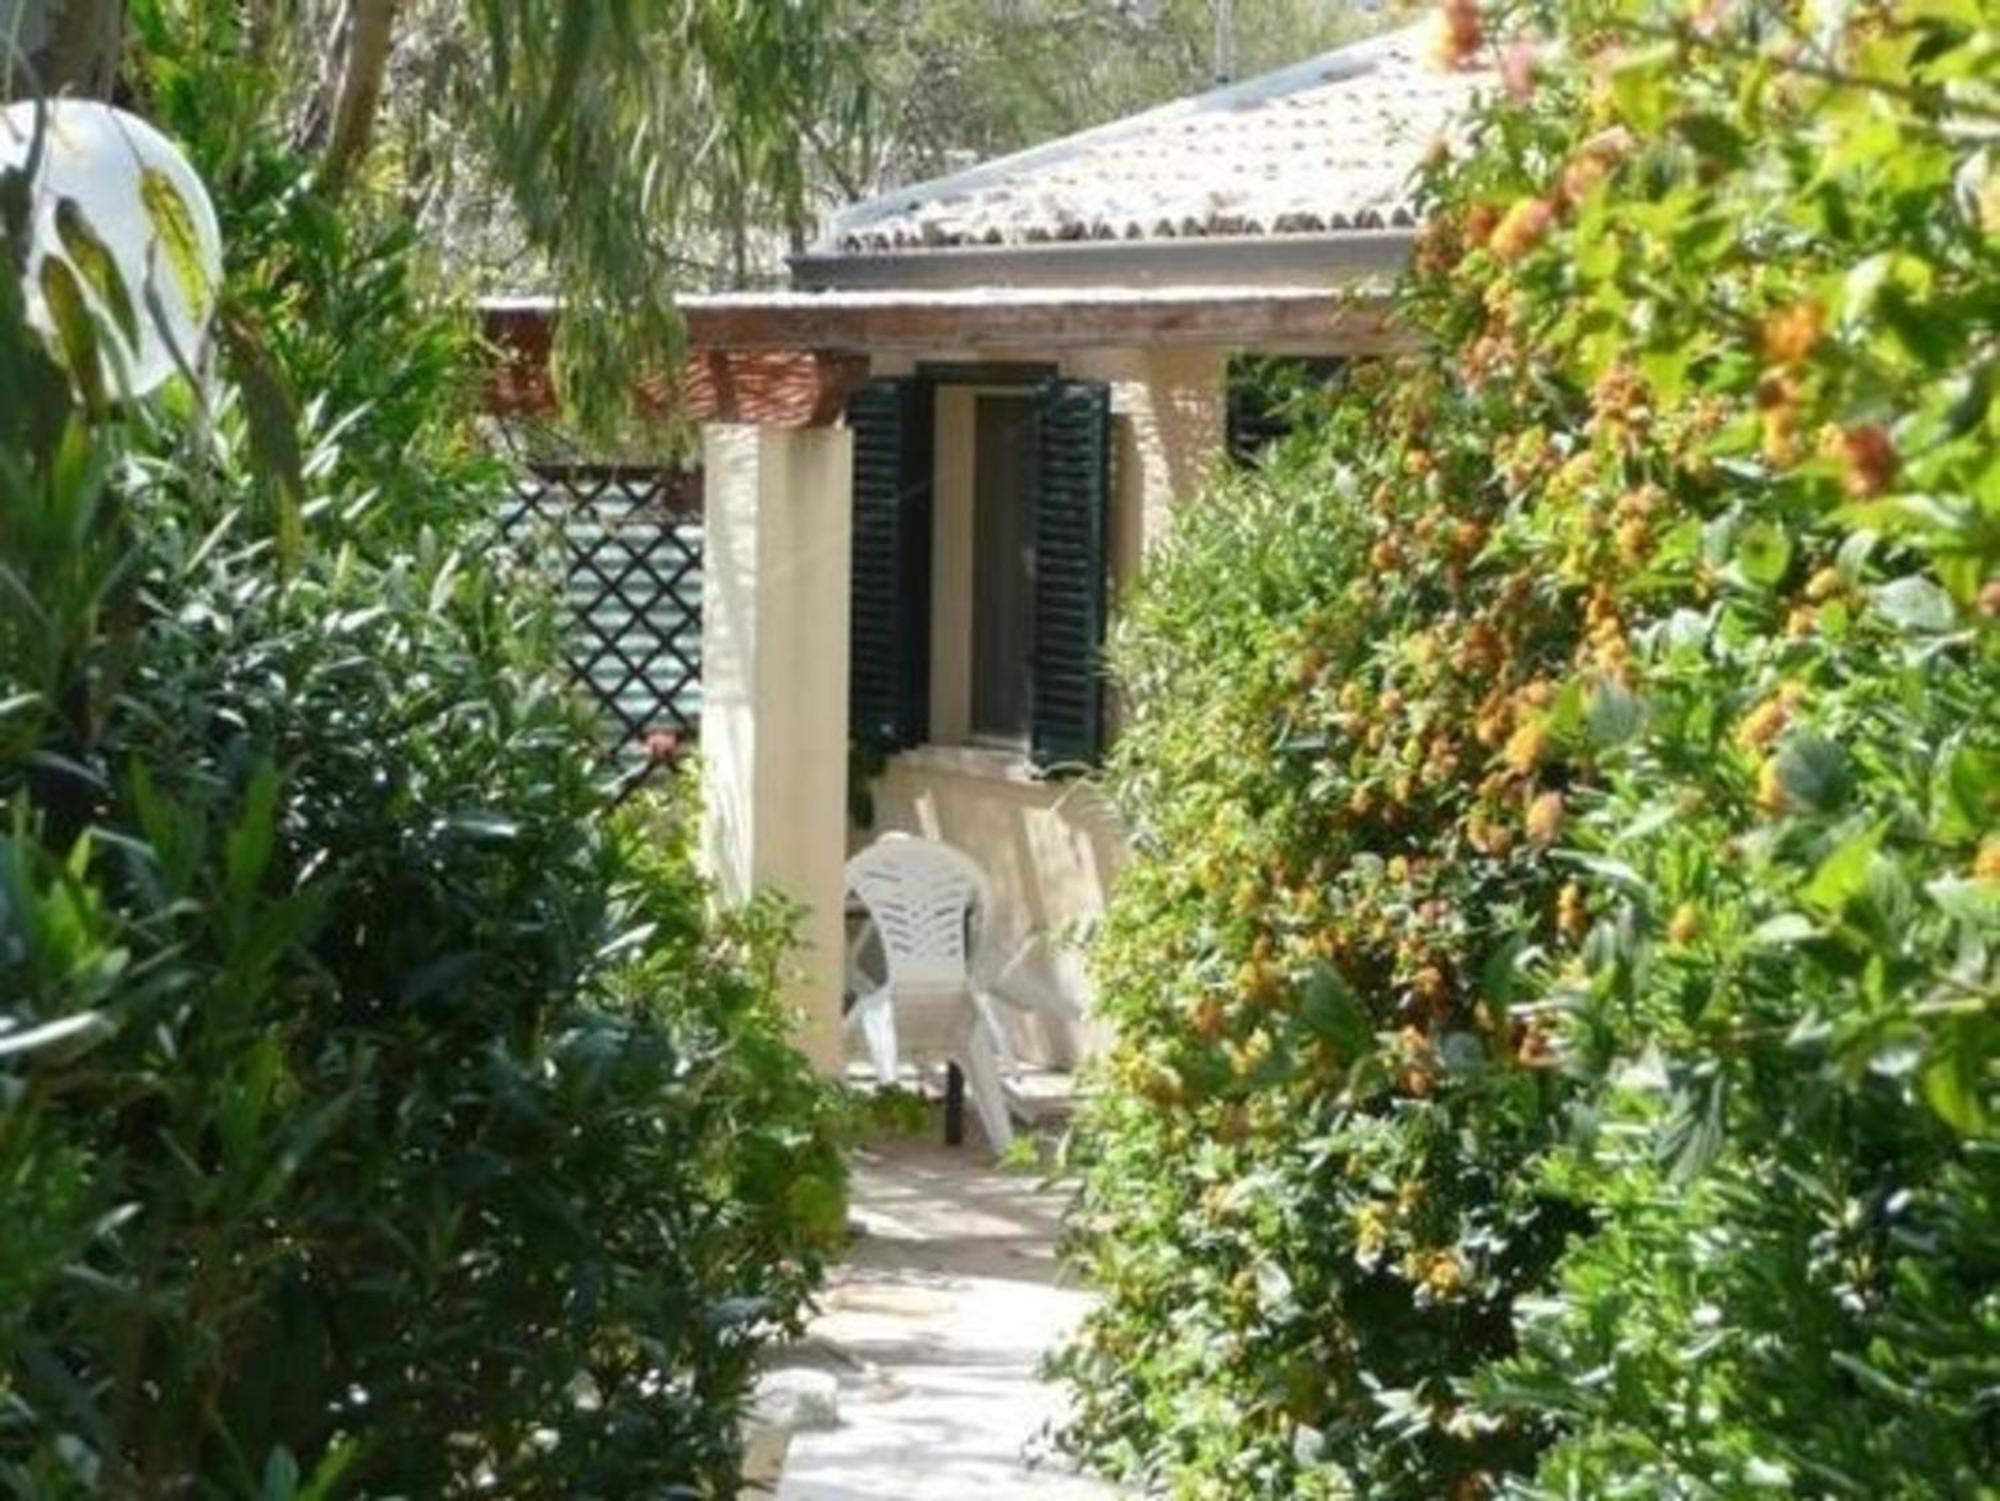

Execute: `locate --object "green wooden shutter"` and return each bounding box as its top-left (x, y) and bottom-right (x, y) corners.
top-left (1030, 379), bottom-right (1111, 770)
top-left (847, 378), bottom-right (933, 749)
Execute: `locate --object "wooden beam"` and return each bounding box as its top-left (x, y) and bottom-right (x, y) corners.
top-left (481, 303), bottom-right (867, 427)
top-left (680, 289), bottom-right (1406, 356)
top-left (482, 301), bottom-right (559, 416)
top-left (485, 289), bottom-right (1410, 422)
top-left (680, 350), bottom-right (871, 428)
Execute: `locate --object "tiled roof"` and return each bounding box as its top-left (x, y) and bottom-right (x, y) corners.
top-left (830, 25), bottom-right (1492, 254)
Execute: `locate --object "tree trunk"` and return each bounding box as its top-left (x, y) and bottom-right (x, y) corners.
top-left (318, 0), bottom-right (398, 191)
top-left (1, 0), bottom-right (124, 101)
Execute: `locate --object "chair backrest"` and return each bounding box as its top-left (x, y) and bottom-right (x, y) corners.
top-left (844, 833), bottom-right (993, 991)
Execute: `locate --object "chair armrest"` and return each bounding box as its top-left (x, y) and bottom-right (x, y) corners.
top-left (972, 931), bottom-right (1081, 1023)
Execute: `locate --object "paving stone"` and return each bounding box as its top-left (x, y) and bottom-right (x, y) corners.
top-left (765, 1135), bottom-right (1122, 1500)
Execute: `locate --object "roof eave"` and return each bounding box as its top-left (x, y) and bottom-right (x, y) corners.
top-left (790, 228), bottom-right (1417, 293)
top-left (679, 285), bottom-right (1413, 357)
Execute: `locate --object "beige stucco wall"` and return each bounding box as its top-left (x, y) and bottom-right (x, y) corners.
top-left (863, 749), bottom-right (1127, 1063)
top-left (703, 424), bottom-right (853, 1073)
top-left (852, 345), bottom-right (1228, 1059)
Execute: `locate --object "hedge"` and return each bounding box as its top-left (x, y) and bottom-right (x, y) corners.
top-left (1057, 2), bottom-right (1997, 1496)
top-left (0, 23), bottom-right (845, 1495)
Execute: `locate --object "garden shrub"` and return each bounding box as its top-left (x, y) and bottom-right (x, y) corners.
top-left (0, 51), bottom-right (844, 1501)
top-left (1059, 1), bottom-right (1997, 1496)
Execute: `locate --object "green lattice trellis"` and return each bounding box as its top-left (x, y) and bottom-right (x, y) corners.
top-left (500, 464), bottom-right (702, 754)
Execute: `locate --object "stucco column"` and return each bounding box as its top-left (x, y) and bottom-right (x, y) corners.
top-left (701, 423), bottom-right (853, 1072)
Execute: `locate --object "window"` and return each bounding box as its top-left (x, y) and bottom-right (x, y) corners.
top-left (1226, 355), bottom-right (1350, 464)
top-left (846, 375), bottom-right (1111, 770)
top-left (969, 394), bottom-right (1036, 744)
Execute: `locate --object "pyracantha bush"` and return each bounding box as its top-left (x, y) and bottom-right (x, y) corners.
top-left (1058, 1), bottom-right (1997, 1496)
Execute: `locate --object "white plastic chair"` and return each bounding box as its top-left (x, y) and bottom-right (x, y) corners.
top-left (843, 833), bottom-right (1018, 1153)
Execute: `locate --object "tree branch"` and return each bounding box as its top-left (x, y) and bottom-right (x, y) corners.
top-left (2, 0), bottom-right (124, 101)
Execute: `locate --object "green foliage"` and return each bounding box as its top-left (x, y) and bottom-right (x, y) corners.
top-left (1059, 1), bottom-right (1998, 1496)
top-left (120, 0), bottom-right (867, 429)
top-left (0, 69), bottom-right (842, 1501)
top-left (464, 0), bottom-right (865, 414)
top-left (834, 0), bottom-right (1386, 189)
top-left (129, 0), bottom-right (499, 521)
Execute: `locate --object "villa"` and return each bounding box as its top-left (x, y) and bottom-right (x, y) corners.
top-left (675, 22), bottom-right (1493, 1075)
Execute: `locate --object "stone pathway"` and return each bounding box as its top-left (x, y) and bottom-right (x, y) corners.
top-left (765, 1134), bottom-right (1121, 1500)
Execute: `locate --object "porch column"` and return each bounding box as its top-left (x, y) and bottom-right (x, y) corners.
top-left (701, 423), bottom-right (853, 1073)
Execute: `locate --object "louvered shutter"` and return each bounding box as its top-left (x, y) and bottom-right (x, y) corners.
top-left (1029, 379), bottom-right (1111, 770)
top-left (847, 378), bottom-right (934, 749)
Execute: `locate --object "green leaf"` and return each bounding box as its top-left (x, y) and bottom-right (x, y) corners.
top-left (54, 197), bottom-right (139, 350)
top-left (1737, 521), bottom-right (1793, 589)
top-left (1676, 111), bottom-right (1747, 166)
top-left (1927, 876), bottom-right (2000, 924)
top-left (139, 166), bottom-right (213, 321)
top-left (1299, 964), bottom-right (1372, 1058)
top-left (38, 254), bottom-right (107, 410)
top-left (1775, 733), bottom-right (1850, 814)
top-left (1841, 251), bottom-right (1934, 328)
top-left (1567, 853), bottom-right (1647, 893)
top-left (1803, 823), bottom-right (1887, 913)
top-left (260, 1446), bottom-right (300, 1501)
top-left (1861, 855), bottom-right (1914, 933)
top-left (224, 760), bottom-right (281, 908)
top-left (445, 810), bottom-right (522, 842)
top-left (1744, 1458), bottom-right (1793, 1489)
top-left (1608, 43), bottom-right (1677, 133)
top-left (531, 0), bottom-right (601, 152)
top-left (1920, 1019), bottom-right (1990, 1135)
top-left (297, 1441), bottom-right (361, 1501)
top-left (238, 888), bottom-right (329, 982)
top-left (1254, 1258), bottom-right (1297, 1315)
top-left (1544, 675), bottom-right (1590, 743)
top-left (1479, 933), bottom-right (1529, 1007)
top-left (1586, 678), bottom-right (1645, 749)
top-left (221, 317), bottom-right (307, 568)
top-left (1659, 1070), bottom-right (1726, 1183)
top-left (1747, 913), bottom-right (1818, 947)
top-left (1873, 575), bottom-right (1957, 633)
top-left (0, 1010), bottom-right (112, 1061)
top-left (1640, 346), bottom-right (1691, 407)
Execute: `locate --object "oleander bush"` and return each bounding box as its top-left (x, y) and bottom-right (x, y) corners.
top-left (0, 54), bottom-right (843, 1501)
top-left (1058, 1), bottom-right (1997, 1496)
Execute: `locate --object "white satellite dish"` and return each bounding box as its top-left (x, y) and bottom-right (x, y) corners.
top-left (0, 99), bottom-right (224, 395)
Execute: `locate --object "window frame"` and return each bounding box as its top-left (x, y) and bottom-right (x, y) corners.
top-left (846, 363), bottom-right (1112, 775)
top-left (923, 369), bottom-right (1057, 757)
top-left (967, 391), bottom-right (1040, 751)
